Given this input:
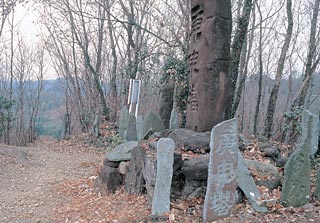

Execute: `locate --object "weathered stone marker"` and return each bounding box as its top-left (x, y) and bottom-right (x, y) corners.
top-left (136, 115), bottom-right (144, 141)
top-left (186, 0), bottom-right (233, 132)
top-left (302, 110), bottom-right (319, 158)
top-left (281, 110), bottom-right (312, 207)
top-left (125, 113), bottom-right (138, 142)
top-left (203, 119), bottom-right (238, 222)
top-left (159, 78), bottom-right (175, 128)
top-left (169, 106), bottom-right (179, 130)
top-left (151, 138), bottom-right (175, 215)
top-left (119, 106), bottom-right (129, 138)
top-left (125, 146), bottom-right (146, 195)
top-left (143, 110), bottom-right (166, 136)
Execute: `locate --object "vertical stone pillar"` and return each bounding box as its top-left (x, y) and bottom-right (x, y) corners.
top-left (281, 110), bottom-right (312, 207)
top-left (186, 0), bottom-right (233, 132)
top-left (203, 118), bottom-right (238, 222)
top-left (151, 138), bottom-right (175, 215)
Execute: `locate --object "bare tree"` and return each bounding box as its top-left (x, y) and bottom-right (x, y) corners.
top-left (283, 0), bottom-right (320, 141)
top-left (228, 0), bottom-right (253, 118)
top-left (264, 0), bottom-right (293, 138)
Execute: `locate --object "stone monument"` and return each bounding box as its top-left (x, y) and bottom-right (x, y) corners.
top-left (186, 0), bottom-right (233, 132)
top-left (281, 110), bottom-right (312, 207)
top-left (125, 113), bottom-right (138, 142)
top-left (203, 118), bottom-right (238, 222)
top-left (151, 138), bottom-right (175, 215)
top-left (119, 106), bottom-right (129, 138)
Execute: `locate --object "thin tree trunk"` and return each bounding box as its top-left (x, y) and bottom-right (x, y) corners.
top-left (291, 0), bottom-right (319, 108)
top-left (106, 0), bottom-right (118, 120)
top-left (6, 8), bottom-right (15, 145)
top-left (253, 2), bottom-right (263, 136)
top-left (65, 0), bottom-right (109, 118)
top-left (228, 0), bottom-right (253, 118)
top-left (264, 0), bottom-right (293, 138)
top-left (283, 0), bottom-right (320, 142)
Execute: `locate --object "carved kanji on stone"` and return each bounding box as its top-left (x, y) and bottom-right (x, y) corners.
top-left (186, 0), bottom-right (233, 132)
top-left (203, 118), bottom-right (238, 222)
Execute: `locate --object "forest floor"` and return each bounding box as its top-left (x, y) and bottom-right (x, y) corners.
top-left (1, 132), bottom-right (320, 223)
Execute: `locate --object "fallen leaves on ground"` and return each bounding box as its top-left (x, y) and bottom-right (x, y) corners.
top-left (49, 126), bottom-right (320, 223)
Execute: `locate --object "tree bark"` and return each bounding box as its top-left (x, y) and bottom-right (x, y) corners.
top-left (228, 0), bottom-right (253, 119)
top-left (106, 0), bottom-right (118, 120)
top-left (291, 0), bottom-right (320, 109)
top-left (66, 0), bottom-right (109, 118)
top-left (253, 2), bottom-right (263, 136)
top-left (264, 0), bottom-right (293, 138)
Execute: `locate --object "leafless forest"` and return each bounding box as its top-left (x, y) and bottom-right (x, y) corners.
top-left (0, 0), bottom-right (319, 145)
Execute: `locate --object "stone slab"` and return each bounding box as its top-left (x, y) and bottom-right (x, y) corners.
top-left (281, 110), bottom-right (312, 207)
top-left (119, 106), bottom-right (129, 138)
top-left (169, 107), bottom-right (179, 129)
top-left (186, 0), bottom-right (232, 132)
top-left (125, 146), bottom-right (146, 195)
top-left (143, 110), bottom-right (166, 137)
top-left (203, 118), bottom-right (238, 222)
top-left (106, 141), bottom-right (138, 161)
top-left (136, 115), bottom-right (144, 141)
top-left (151, 138), bottom-right (175, 215)
top-left (301, 110), bottom-right (319, 157)
top-left (238, 152), bottom-right (268, 213)
top-left (125, 113), bottom-right (138, 142)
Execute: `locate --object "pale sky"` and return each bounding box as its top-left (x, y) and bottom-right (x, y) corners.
top-left (15, 2), bottom-right (40, 43)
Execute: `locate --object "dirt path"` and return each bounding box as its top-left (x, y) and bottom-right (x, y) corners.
top-left (0, 140), bottom-right (102, 223)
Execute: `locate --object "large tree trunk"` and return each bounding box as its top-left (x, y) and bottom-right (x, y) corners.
top-left (264, 0), bottom-right (293, 138)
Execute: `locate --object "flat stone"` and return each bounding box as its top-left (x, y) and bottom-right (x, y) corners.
top-left (181, 155), bottom-right (209, 180)
top-left (245, 159), bottom-right (281, 190)
top-left (106, 141), bottom-right (138, 161)
top-left (203, 119), bottom-right (238, 222)
top-left (151, 138), bottom-right (175, 215)
top-left (237, 152), bottom-right (268, 213)
top-left (168, 128), bottom-right (210, 151)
